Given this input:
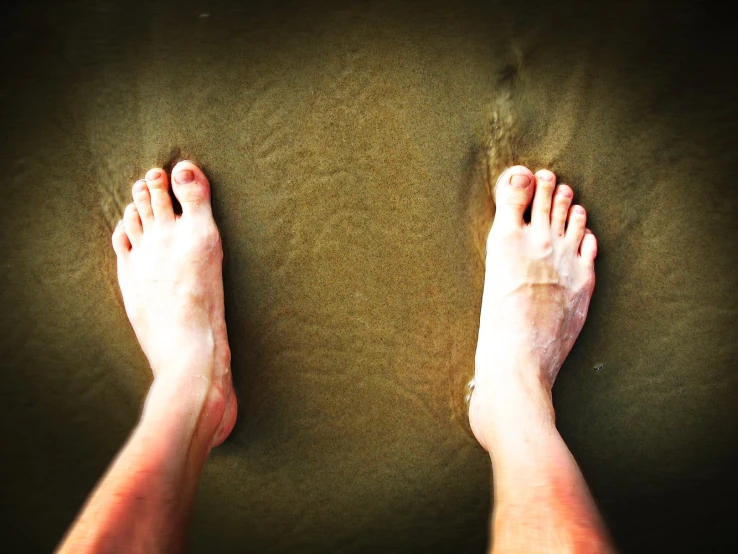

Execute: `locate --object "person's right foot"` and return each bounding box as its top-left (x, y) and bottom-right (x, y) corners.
top-left (470, 166), bottom-right (597, 450)
top-left (112, 161), bottom-right (237, 448)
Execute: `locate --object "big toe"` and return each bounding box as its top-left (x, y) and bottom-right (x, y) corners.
top-left (172, 161), bottom-right (212, 216)
top-left (492, 165), bottom-right (535, 228)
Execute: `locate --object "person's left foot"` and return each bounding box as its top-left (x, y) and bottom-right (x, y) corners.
top-left (112, 161), bottom-right (237, 447)
top-left (470, 166), bottom-right (596, 450)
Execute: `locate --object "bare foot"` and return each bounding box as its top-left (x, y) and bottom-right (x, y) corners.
top-left (470, 165), bottom-right (597, 449)
top-left (111, 161), bottom-right (236, 448)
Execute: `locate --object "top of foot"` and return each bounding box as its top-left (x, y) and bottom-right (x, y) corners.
top-left (111, 161), bottom-right (237, 448)
top-left (472, 165), bottom-right (597, 416)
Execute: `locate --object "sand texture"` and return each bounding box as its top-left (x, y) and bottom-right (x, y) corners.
top-left (1, 0), bottom-right (737, 552)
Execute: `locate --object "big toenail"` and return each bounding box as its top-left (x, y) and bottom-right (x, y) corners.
top-left (147, 170), bottom-right (161, 181)
top-left (510, 174), bottom-right (531, 188)
top-left (176, 170), bottom-right (194, 184)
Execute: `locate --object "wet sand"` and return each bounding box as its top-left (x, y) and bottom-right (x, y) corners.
top-left (1, 0), bottom-right (737, 552)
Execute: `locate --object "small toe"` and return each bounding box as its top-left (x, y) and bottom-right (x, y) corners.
top-left (566, 204), bottom-right (587, 247)
top-left (492, 165), bottom-right (535, 228)
top-left (145, 168), bottom-right (174, 223)
top-left (123, 202), bottom-right (143, 246)
top-left (580, 229), bottom-right (598, 263)
top-left (132, 179), bottom-right (154, 229)
top-left (551, 184), bottom-right (573, 237)
top-left (112, 220), bottom-right (131, 256)
top-left (531, 169), bottom-right (556, 229)
top-left (171, 160), bottom-right (212, 217)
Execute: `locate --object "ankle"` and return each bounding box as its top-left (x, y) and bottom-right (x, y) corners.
top-left (469, 367), bottom-right (556, 451)
top-left (141, 373), bottom-right (211, 434)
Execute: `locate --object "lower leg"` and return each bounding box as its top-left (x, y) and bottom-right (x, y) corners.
top-left (58, 379), bottom-right (215, 553)
top-left (472, 372), bottom-right (612, 553)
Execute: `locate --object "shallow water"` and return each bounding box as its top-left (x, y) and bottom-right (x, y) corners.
top-left (1, 1), bottom-right (737, 552)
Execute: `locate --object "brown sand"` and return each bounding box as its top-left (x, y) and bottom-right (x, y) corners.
top-left (1, 0), bottom-right (737, 552)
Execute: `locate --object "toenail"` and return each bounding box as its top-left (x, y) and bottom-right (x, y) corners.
top-left (510, 174), bottom-right (531, 188)
top-left (538, 171), bottom-right (554, 182)
top-left (176, 170), bottom-right (194, 184)
top-left (559, 187), bottom-right (573, 198)
top-left (146, 170), bottom-right (161, 181)
top-left (575, 206), bottom-right (585, 214)
top-left (133, 179), bottom-right (147, 192)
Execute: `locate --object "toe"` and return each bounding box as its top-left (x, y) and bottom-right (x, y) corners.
top-left (145, 168), bottom-right (174, 223)
top-left (580, 229), bottom-right (598, 263)
top-left (492, 165), bottom-right (535, 228)
top-left (566, 204), bottom-right (587, 248)
top-left (551, 184), bottom-right (573, 237)
top-left (123, 202), bottom-right (143, 246)
top-left (132, 179), bottom-right (154, 229)
top-left (112, 220), bottom-right (131, 256)
top-left (531, 169), bottom-right (556, 229)
top-left (171, 160), bottom-right (212, 217)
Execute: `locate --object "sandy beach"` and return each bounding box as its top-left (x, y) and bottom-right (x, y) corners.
top-left (1, 0), bottom-right (736, 552)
